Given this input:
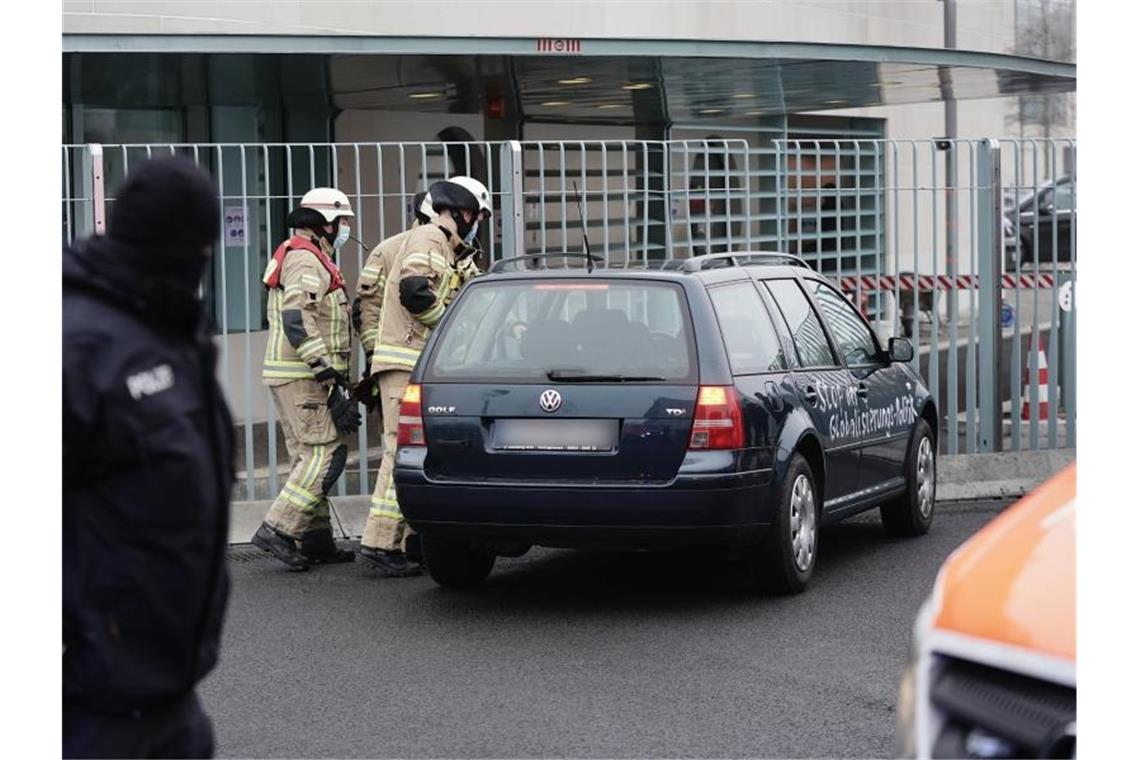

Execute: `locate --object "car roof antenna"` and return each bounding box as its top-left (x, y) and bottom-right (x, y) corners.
top-left (573, 181), bottom-right (594, 273)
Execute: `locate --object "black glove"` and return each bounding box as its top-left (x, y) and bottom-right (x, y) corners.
top-left (327, 385), bottom-right (362, 435)
top-left (313, 365), bottom-right (350, 388)
top-left (351, 296), bottom-right (363, 335)
top-left (350, 372), bottom-right (382, 413)
top-left (350, 351), bottom-right (379, 412)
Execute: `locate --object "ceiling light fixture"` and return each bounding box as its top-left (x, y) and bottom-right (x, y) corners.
top-left (558, 77), bottom-right (592, 85)
top-left (541, 101), bottom-right (571, 106)
top-left (699, 108), bottom-right (723, 114)
top-left (597, 103), bottom-right (623, 109)
top-left (409, 92), bottom-right (444, 100)
top-left (622, 82), bottom-right (654, 90)
top-left (732, 93), bottom-right (756, 99)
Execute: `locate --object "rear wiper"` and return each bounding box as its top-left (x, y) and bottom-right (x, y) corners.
top-left (546, 370), bottom-right (666, 382)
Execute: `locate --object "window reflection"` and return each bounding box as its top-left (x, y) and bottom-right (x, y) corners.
top-left (765, 279), bottom-right (835, 368)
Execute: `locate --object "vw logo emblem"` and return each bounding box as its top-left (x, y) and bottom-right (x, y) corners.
top-left (539, 389), bottom-right (562, 413)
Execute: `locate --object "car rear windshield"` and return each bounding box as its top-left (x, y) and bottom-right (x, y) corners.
top-left (424, 278), bottom-right (697, 383)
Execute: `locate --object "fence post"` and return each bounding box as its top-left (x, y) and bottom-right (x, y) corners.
top-left (498, 140), bottom-right (525, 262)
top-left (976, 139), bottom-right (1003, 452)
top-left (1059, 273), bottom-right (1076, 448)
top-left (78, 143), bottom-right (107, 237)
top-left (774, 141), bottom-right (785, 250)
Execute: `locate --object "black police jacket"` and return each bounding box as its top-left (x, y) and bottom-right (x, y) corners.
top-left (62, 239), bottom-right (234, 714)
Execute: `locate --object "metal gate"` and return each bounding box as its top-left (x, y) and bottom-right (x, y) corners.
top-left (62, 137), bottom-right (1075, 499)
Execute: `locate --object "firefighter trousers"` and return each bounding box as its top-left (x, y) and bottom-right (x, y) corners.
top-left (262, 379), bottom-right (348, 539)
top-left (361, 369), bottom-right (413, 552)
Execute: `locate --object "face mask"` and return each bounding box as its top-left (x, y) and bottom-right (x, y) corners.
top-left (463, 220), bottom-right (480, 246)
top-left (334, 222), bottom-right (351, 250)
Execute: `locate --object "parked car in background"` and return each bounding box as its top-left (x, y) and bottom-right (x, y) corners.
top-left (1004, 177), bottom-right (1075, 266)
top-left (395, 252), bottom-right (938, 594)
top-left (896, 463), bottom-right (1075, 759)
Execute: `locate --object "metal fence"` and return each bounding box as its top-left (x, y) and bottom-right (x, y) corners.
top-left (62, 137), bottom-right (1075, 499)
top-left (776, 138), bottom-right (1076, 455)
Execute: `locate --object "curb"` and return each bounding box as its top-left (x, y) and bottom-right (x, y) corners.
top-left (228, 448), bottom-right (1075, 545)
top-left (935, 447), bottom-right (1074, 501)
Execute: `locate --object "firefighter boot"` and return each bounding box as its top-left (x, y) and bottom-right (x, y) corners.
top-left (299, 530), bottom-right (355, 565)
top-left (252, 522), bottom-right (310, 571)
top-left (358, 546), bottom-right (423, 578)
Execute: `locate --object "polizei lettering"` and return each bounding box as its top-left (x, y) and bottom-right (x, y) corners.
top-left (126, 364), bottom-right (175, 400)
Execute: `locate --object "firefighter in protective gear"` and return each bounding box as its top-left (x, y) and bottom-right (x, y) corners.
top-left (352, 190), bottom-right (437, 397)
top-left (357, 176), bottom-right (491, 576)
top-left (252, 187), bottom-right (363, 570)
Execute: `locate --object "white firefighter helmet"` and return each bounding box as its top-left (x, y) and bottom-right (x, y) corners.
top-left (299, 187), bottom-right (355, 222)
top-left (445, 176), bottom-right (493, 219)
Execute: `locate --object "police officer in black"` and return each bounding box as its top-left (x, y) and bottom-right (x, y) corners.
top-left (63, 156), bottom-right (234, 758)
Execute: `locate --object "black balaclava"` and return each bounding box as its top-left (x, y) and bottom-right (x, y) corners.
top-left (429, 180), bottom-right (479, 241)
top-left (285, 207), bottom-right (334, 246)
top-left (107, 155), bottom-right (220, 292)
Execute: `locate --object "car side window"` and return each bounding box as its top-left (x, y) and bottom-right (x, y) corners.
top-left (1051, 183), bottom-right (1073, 212)
top-left (805, 280), bottom-right (881, 367)
top-left (763, 279), bottom-right (837, 368)
top-left (708, 281), bottom-right (787, 375)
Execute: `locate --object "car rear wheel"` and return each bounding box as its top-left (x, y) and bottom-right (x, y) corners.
top-left (749, 453), bottom-right (818, 595)
top-left (422, 535), bottom-right (496, 588)
top-left (880, 418), bottom-right (936, 537)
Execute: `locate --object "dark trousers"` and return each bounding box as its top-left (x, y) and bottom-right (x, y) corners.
top-left (63, 691), bottom-right (215, 759)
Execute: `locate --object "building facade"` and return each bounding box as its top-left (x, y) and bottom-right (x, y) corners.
top-left (62, 1), bottom-right (1076, 427)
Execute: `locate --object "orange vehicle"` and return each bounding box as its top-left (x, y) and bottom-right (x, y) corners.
top-left (897, 463), bottom-right (1075, 759)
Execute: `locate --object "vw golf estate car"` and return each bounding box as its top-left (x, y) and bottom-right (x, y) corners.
top-left (395, 252), bottom-right (938, 593)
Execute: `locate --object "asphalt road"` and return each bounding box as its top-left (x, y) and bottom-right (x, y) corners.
top-left (201, 499), bottom-right (1009, 758)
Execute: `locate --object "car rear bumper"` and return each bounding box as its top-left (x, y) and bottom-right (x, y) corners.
top-left (394, 448), bottom-right (775, 548)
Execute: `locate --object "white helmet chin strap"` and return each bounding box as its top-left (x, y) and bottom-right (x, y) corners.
top-left (418, 192), bottom-right (437, 221)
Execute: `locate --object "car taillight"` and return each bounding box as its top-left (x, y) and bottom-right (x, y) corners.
top-left (689, 385), bottom-right (745, 450)
top-left (396, 383), bottom-right (425, 446)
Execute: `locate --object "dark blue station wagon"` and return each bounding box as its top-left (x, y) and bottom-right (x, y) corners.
top-left (395, 253), bottom-right (938, 593)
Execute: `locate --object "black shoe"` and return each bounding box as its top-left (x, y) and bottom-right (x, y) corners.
top-left (358, 546), bottom-right (423, 577)
top-left (299, 530), bottom-right (356, 565)
top-left (251, 523), bottom-right (310, 571)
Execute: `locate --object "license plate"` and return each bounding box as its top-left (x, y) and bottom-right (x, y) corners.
top-left (493, 419), bottom-right (618, 452)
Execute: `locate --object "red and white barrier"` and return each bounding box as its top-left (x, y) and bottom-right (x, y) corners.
top-left (838, 273), bottom-right (1055, 293)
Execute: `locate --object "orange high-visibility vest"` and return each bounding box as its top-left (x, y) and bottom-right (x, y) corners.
top-left (263, 235), bottom-right (345, 292)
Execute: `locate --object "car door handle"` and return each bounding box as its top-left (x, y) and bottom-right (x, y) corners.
top-left (856, 383), bottom-right (869, 399)
top-left (434, 438), bottom-right (471, 448)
